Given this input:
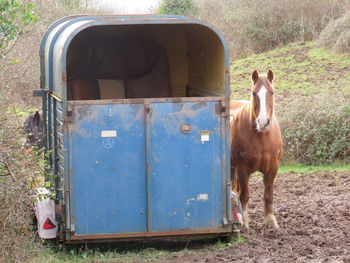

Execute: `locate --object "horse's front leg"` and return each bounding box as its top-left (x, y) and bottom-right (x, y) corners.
top-left (263, 167), bottom-right (279, 229)
top-left (238, 167), bottom-right (250, 229)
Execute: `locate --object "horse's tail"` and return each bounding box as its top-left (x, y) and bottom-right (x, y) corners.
top-left (231, 166), bottom-right (240, 195)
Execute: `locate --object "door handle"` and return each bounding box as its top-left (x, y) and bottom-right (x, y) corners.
top-left (180, 124), bottom-right (191, 134)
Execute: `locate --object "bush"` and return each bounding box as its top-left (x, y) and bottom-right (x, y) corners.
top-left (318, 12), bottom-right (350, 53)
top-left (0, 0), bottom-right (37, 57)
top-left (196, 0), bottom-right (349, 58)
top-left (157, 0), bottom-right (198, 17)
top-left (278, 96), bottom-right (350, 165)
top-left (0, 2), bottom-right (41, 260)
top-left (0, 0), bottom-right (108, 107)
top-left (0, 1), bottom-right (124, 262)
top-left (0, 88), bottom-right (46, 262)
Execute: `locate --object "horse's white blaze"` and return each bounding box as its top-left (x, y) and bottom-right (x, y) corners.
top-left (256, 85), bottom-right (269, 131)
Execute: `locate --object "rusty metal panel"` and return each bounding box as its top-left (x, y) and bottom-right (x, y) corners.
top-left (69, 227), bottom-right (233, 241)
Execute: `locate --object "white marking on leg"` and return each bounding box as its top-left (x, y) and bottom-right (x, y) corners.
top-left (265, 213), bottom-right (278, 229)
top-left (242, 208), bottom-right (250, 228)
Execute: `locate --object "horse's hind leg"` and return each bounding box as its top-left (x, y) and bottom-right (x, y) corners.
top-left (238, 167), bottom-right (250, 229)
top-left (231, 167), bottom-right (240, 195)
top-left (263, 167), bottom-right (279, 229)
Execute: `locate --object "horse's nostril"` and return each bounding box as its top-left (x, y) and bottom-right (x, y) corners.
top-left (267, 119), bottom-right (270, 126)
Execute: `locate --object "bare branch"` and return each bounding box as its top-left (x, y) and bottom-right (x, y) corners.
top-left (4, 162), bottom-right (17, 182)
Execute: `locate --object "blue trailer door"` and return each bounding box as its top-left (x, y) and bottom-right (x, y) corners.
top-left (148, 101), bottom-right (223, 231)
top-left (69, 103), bottom-right (147, 235)
top-left (69, 99), bottom-right (226, 236)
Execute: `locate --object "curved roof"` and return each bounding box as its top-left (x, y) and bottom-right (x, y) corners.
top-left (40, 15), bottom-right (229, 98)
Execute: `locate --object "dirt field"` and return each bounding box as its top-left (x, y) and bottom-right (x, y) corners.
top-left (153, 171), bottom-right (350, 263)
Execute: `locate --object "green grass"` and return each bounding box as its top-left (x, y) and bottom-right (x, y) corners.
top-left (35, 236), bottom-right (248, 263)
top-left (212, 235), bottom-right (247, 249)
top-left (230, 41), bottom-right (350, 100)
top-left (279, 163), bottom-right (350, 173)
top-left (37, 246), bottom-right (180, 263)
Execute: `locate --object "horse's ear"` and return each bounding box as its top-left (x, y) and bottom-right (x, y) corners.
top-left (267, 69), bottom-right (274, 83)
top-left (252, 70), bottom-right (259, 83)
top-left (34, 111), bottom-right (41, 124)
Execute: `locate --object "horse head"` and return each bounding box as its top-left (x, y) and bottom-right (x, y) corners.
top-left (251, 69), bottom-right (275, 132)
top-left (23, 111), bottom-right (45, 149)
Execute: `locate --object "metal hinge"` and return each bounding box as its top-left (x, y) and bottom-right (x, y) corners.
top-left (65, 105), bottom-right (72, 123)
top-left (220, 99), bottom-right (229, 117)
top-left (33, 89), bottom-right (48, 97)
top-left (144, 102), bottom-right (151, 114)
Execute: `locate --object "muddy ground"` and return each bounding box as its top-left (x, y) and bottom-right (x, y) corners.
top-left (149, 171), bottom-right (350, 263)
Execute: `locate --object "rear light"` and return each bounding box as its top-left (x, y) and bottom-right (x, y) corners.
top-left (43, 218), bottom-right (56, 229)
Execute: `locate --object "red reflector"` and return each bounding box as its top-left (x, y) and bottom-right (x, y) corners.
top-left (43, 218), bottom-right (56, 229)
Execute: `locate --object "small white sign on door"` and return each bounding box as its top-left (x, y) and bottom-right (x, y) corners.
top-left (201, 134), bottom-right (210, 144)
top-left (101, 130), bottom-right (117, 138)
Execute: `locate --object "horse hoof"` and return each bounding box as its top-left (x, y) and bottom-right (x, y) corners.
top-left (264, 214), bottom-right (279, 229)
top-left (265, 223), bottom-right (279, 230)
top-left (242, 210), bottom-right (250, 229)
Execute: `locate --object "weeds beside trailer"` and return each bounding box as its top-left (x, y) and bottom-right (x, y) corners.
top-left (37, 15), bottom-right (239, 242)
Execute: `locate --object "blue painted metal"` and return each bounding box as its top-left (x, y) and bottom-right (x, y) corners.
top-left (69, 103), bottom-right (147, 235)
top-left (149, 101), bottom-right (222, 231)
top-left (38, 15), bottom-right (235, 241)
top-left (68, 100), bottom-right (224, 235)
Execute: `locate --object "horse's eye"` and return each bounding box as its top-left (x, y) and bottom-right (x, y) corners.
top-left (252, 92), bottom-right (257, 97)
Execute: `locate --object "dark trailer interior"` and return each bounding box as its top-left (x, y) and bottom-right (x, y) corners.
top-left (66, 23), bottom-right (228, 101)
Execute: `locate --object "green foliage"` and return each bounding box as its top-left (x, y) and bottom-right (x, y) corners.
top-left (230, 42), bottom-right (350, 99)
top-left (157, 0), bottom-right (197, 17)
top-left (279, 96), bottom-right (350, 165)
top-left (59, 0), bottom-right (80, 9)
top-left (0, 0), bottom-right (37, 57)
top-left (38, 244), bottom-right (192, 263)
top-left (0, 88), bottom-right (46, 262)
top-left (279, 164), bottom-right (350, 174)
top-left (318, 12), bottom-right (350, 53)
top-left (197, 0), bottom-right (349, 58)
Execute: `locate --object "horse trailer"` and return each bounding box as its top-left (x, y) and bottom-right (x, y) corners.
top-left (35, 15), bottom-right (241, 243)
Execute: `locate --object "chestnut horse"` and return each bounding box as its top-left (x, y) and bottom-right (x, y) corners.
top-left (230, 69), bottom-right (283, 229)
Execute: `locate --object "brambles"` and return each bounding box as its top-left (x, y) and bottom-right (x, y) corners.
top-left (318, 12), bottom-right (350, 54)
top-left (0, 89), bottom-right (43, 262)
top-left (278, 96), bottom-right (350, 164)
top-left (157, 0), bottom-right (197, 17)
top-left (196, 0), bottom-right (349, 58)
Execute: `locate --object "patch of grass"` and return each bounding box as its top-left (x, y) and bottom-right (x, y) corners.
top-left (230, 41), bottom-right (350, 99)
top-left (35, 236), bottom-right (248, 263)
top-left (308, 47), bottom-right (350, 69)
top-left (210, 235), bottom-right (247, 250)
top-left (37, 239), bottom-right (225, 263)
top-left (231, 235), bottom-right (246, 244)
top-left (213, 239), bottom-right (230, 249)
top-left (37, 246), bottom-right (178, 263)
top-left (279, 164), bottom-right (350, 174)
